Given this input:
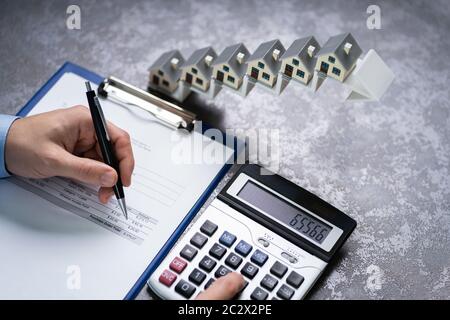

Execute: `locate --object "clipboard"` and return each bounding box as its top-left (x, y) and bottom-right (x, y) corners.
top-left (5, 62), bottom-right (239, 299)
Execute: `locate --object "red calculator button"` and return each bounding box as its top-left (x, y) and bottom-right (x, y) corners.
top-left (159, 269), bottom-right (177, 287)
top-left (169, 257), bottom-right (188, 274)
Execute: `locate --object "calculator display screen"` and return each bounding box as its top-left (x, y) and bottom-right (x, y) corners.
top-left (237, 181), bottom-right (332, 245)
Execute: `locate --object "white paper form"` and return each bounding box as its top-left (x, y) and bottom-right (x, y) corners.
top-left (0, 72), bottom-right (234, 299)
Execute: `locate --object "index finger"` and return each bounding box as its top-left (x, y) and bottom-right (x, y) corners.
top-left (196, 273), bottom-right (245, 300)
top-left (106, 122), bottom-right (135, 187)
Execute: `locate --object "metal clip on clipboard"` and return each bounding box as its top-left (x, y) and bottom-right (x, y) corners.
top-left (98, 76), bottom-right (196, 131)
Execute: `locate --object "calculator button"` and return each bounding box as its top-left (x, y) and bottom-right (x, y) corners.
top-left (219, 231), bottom-right (237, 247)
top-left (276, 284), bottom-right (294, 300)
top-left (225, 252), bottom-right (243, 269)
top-left (188, 268), bottom-right (206, 286)
top-left (204, 278), bottom-right (215, 289)
top-left (235, 240), bottom-right (253, 257)
top-left (281, 252), bottom-right (298, 264)
top-left (286, 271), bottom-right (304, 289)
top-left (260, 274), bottom-right (278, 291)
top-left (158, 269), bottom-right (177, 287)
top-left (175, 280), bottom-right (196, 299)
top-left (200, 220), bottom-right (218, 236)
top-left (270, 261), bottom-right (288, 278)
top-left (250, 287), bottom-right (268, 300)
top-left (214, 265), bottom-right (231, 278)
top-left (199, 255), bottom-right (217, 273)
top-left (258, 238), bottom-right (270, 247)
top-left (250, 249), bottom-right (268, 266)
top-left (169, 257), bottom-right (187, 274)
top-left (190, 232), bottom-right (208, 249)
top-left (209, 243), bottom-right (227, 260)
top-left (180, 244), bottom-right (198, 261)
top-left (241, 262), bottom-right (259, 279)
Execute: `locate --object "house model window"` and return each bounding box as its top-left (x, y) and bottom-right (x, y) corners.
top-left (228, 75), bottom-right (235, 83)
top-left (192, 68), bottom-right (198, 74)
top-left (328, 56), bottom-right (336, 63)
top-left (262, 72), bottom-right (270, 80)
top-left (332, 67), bottom-right (341, 76)
top-left (158, 70), bottom-right (164, 76)
top-left (296, 70), bottom-right (305, 78)
top-left (258, 62), bottom-right (265, 69)
top-left (162, 80), bottom-right (169, 87)
top-left (196, 78), bottom-right (203, 85)
top-left (292, 58), bottom-right (299, 66)
top-left (223, 65), bottom-right (229, 72)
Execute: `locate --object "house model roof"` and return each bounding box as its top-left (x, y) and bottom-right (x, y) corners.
top-left (316, 33), bottom-right (362, 70)
top-left (183, 46), bottom-right (217, 79)
top-left (213, 43), bottom-right (250, 78)
top-left (149, 50), bottom-right (185, 83)
top-left (247, 39), bottom-right (285, 74)
top-left (281, 36), bottom-right (321, 73)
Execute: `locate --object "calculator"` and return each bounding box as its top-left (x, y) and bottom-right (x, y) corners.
top-left (147, 164), bottom-right (356, 300)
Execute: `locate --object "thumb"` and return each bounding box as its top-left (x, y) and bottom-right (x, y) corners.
top-left (196, 273), bottom-right (245, 300)
top-left (55, 152), bottom-right (118, 187)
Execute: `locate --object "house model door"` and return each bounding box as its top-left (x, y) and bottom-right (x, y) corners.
top-left (251, 67), bottom-right (259, 80)
top-left (320, 61), bottom-right (329, 74)
top-left (284, 64), bottom-right (293, 77)
top-left (217, 71), bottom-right (224, 82)
top-left (186, 73), bottom-right (193, 84)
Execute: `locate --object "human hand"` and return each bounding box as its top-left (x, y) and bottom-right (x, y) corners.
top-left (195, 272), bottom-right (245, 300)
top-left (5, 105), bottom-right (134, 203)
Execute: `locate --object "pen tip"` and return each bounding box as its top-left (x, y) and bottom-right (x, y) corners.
top-left (118, 198), bottom-right (128, 220)
top-left (85, 81), bottom-right (92, 91)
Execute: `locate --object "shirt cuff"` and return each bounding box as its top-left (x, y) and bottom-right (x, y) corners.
top-left (0, 115), bottom-right (20, 178)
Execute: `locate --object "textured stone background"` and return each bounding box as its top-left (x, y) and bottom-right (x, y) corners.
top-left (1, 0), bottom-right (449, 299)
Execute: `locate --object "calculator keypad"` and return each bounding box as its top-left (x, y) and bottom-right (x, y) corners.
top-left (153, 214), bottom-right (313, 300)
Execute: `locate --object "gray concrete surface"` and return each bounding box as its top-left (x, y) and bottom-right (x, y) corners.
top-left (1, 0), bottom-right (449, 299)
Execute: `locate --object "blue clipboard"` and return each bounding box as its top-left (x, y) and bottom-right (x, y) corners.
top-left (16, 62), bottom-right (236, 300)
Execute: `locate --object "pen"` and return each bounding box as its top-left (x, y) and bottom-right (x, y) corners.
top-left (85, 81), bottom-right (128, 220)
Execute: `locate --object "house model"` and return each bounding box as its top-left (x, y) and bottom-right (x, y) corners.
top-left (280, 36), bottom-right (320, 85)
top-left (246, 39), bottom-right (285, 87)
top-left (180, 46), bottom-right (217, 92)
top-left (148, 50), bottom-right (184, 93)
top-left (314, 33), bottom-right (362, 82)
top-left (212, 43), bottom-right (250, 90)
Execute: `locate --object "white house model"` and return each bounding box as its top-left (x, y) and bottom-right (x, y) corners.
top-left (212, 43), bottom-right (250, 90)
top-left (180, 46), bottom-right (217, 92)
top-left (246, 39), bottom-right (285, 88)
top-left (148, 50), bottom-right (184, 93)
top-left (315, 33), bottom-right (362, 82)
top-left (280, 36), bottom-right (320, 85)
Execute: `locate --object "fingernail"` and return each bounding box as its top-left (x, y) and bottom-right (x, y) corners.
top-left (100, 172), bottom-right (116, 186)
